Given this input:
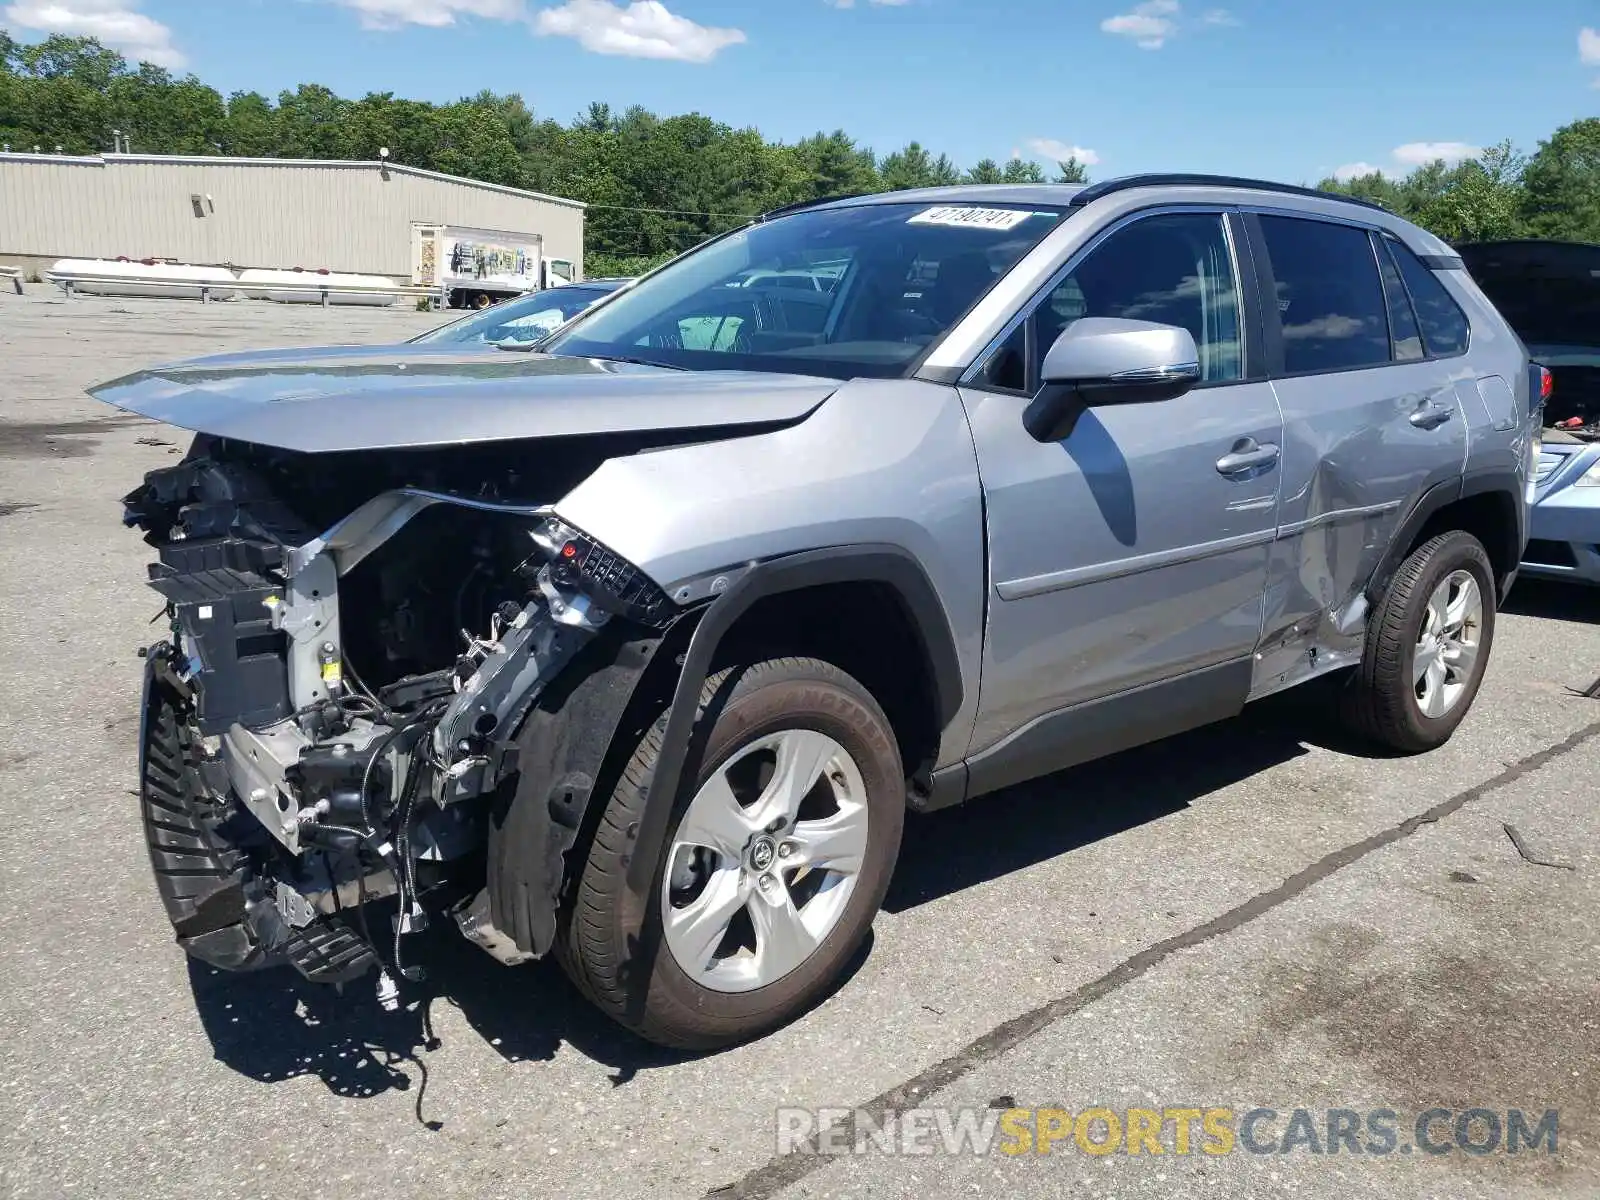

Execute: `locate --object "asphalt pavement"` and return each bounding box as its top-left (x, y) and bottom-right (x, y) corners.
top-left (0, 291), bottom-right (1596, 1200)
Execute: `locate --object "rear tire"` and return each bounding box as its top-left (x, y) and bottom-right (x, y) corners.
top-left (556, 656), bottom-right (904, 1050)
top-left (1342, 530), bottom-right (1496, 753)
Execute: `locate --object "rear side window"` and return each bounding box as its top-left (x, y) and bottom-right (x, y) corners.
top-left (1385, 238), bottom-right (1470, 357)
top-left (1258, 215), bottom-right (1390, 374)
top-left (1373, 235), bottom-right (1425, 362)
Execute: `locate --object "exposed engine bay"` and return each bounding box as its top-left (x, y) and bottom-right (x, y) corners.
top-left (126, 433), bottom-right (681, 1003)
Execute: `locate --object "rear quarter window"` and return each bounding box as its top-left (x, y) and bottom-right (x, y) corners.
top-left (1386, 238), bottom-right (1471, 357)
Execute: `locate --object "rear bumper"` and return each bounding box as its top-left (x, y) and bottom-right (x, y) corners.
top-left (1520, 477), bottom-right (1600, 585)
top-left (138, 646), bottom-right (379, 982)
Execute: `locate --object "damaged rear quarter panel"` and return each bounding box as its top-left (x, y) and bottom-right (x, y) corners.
top-left (551, 378), bottom-right (987, 768)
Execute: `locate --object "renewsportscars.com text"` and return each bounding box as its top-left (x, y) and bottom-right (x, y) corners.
top-left (776, 1105), bottom-right (1559, 1158)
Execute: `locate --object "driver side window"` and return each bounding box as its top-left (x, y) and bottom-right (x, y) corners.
top-left (976, 211), bottom-right (1244, 394)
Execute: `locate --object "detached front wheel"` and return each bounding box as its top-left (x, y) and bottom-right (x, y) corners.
top-left (558, 657), bottom-right (904, 1050)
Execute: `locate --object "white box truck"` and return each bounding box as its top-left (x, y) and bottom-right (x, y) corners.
top-left (411, 224), bottom-right (577, 309)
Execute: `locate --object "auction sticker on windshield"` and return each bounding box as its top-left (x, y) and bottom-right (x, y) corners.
top-left (908, 206), bottom-right (1036, 231)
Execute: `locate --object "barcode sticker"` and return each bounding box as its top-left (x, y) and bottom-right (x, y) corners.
top-left (907, 206), bottom-right (1033, 232)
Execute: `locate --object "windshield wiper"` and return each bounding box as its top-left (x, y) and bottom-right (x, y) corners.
top-left (577, 353), bottom-right (687, 371)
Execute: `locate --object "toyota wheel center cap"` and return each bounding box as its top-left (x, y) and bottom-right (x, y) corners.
top-left (749, 837), bottom-right (776, 872)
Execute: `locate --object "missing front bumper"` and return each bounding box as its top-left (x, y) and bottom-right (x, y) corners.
top-left (138, 648), bottom-right (379, 983)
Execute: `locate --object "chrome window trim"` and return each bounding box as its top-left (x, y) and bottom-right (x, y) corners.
top-left (949, 203), bottom-right (1242, 390)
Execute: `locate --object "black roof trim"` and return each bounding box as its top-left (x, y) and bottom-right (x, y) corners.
top-left (1416, 253), bottom-right (1464, 271)
top-left (756, 193), bottom-right (869, 222)
top-left (1068, 173), bottom-right (1390, 213)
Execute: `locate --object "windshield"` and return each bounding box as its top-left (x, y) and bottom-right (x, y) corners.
top-left (542, 202), bottom-right (1068, 378)
top-left (411, 283), bottom-right (622, 346)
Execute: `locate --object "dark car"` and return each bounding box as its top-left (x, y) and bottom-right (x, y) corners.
top-left (1459, 240), bottom-right (1600, 584)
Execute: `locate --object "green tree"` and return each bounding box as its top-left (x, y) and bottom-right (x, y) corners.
top-left (430, 101), bottom-right (524, 186)
top-left (965, 158), bottom-right (1004, 184)
top-left (223, 91), bottom-right (279, 156)
top-left (272, 83), bottom-right (350, 158)
top-left (106, 65), bottom-right (227, 155)
top-left (1056, 156), bottom-right (1091, 184)
top-left (1002, 156), bottom-right (1046, 183)
top-left (1520, 118), bottom-right (1600, 243)
top-left (880, 141), bottom-right (940, 191)
top-left (1405, 142), bottom-right (1525, 243)
top-left (790, 130), bottom-right (880, 200)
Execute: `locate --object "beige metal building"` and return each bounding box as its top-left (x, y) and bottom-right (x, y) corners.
top-left (0, 152), bottom-right (585, 281)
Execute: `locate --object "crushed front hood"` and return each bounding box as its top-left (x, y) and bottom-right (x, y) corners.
top-left (89, 343), bottom-right (838, 453)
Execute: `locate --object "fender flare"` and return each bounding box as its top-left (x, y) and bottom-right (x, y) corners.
top-left (622, 543), bottom-right (964, 899)
top-left (1367, 467), bottom-right (1526, 604)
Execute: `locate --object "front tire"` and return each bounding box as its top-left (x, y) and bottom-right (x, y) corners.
top-left (1342, 530), bottom-right (1496, 753)
top-left (557, 656), bottom-right (905, 1050)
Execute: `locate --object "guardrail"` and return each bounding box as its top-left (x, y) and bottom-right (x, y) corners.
top-left (42, 269), bottom-right (442, 308)
top-left (0, 266), bottom-right (23, 295)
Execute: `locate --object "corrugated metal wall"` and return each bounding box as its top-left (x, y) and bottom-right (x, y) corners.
top-left (0, 154), bottom-right (584, 277)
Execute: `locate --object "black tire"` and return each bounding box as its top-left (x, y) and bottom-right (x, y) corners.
top-left (1342, 530), bottom-right (1496, 753)
top-left (556, 656), bottom-right (905, 1050)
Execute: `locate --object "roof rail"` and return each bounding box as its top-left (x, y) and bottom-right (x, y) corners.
top-left (1068, 173), bottom-right (1390, 213)
top-left (756, 192), bottom-right (868, 222)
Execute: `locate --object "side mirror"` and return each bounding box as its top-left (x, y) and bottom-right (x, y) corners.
top-left (1025, 318), bottom-right (1201, 443)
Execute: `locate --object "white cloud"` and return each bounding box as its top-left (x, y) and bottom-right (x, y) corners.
top-left (1331, 162), bottom-right (1390, 181)
top-left (1581, 26), bottom-right (1600, 65)
top-left (1328, 141), bottom-right (1486, 181)
top-left (1201, 7), bottom-right (1239, 25)
top-left (1027, 137), bottom-right (1101, 166)
top-left (3, 0), bottom-right (183, 66)
top-left (1391, 141), bottom-right (1483, 167)
top-left (1101, 0), bottom-right (1179, 49)
top-left (330, 0), bottom-right (528, 30)
top-left (534, 0), bottom-right (744, 61)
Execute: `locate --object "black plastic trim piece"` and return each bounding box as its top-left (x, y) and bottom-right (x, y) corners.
top-left (1239, 211), bottom-right (1286, 377)
top-left (1069, 174), bottom-right (1389, 213)
top-left (623, 544), bottom-right (965, 897)
top-left (1226, 210), bottom-right (1271, 382)
top-left (487, 626), bottom-right (663, 957)
top-left (1460, 467), bottom-right (1529, 599)
top-left (757, 193), bottom-right (870, 222)
top-left (1416, 254), bottom-right (1465, 271)
top-left (1364, 468), bottom-right (1527, 606)
top-left (948, 657), bottom-right (1253, 806)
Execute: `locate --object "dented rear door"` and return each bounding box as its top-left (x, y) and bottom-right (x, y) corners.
top-left (1245, 211), bottom-right (1466, 697)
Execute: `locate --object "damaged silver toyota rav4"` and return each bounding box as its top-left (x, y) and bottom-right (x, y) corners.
top-left (97, 177), bottom-right (1538, 1049)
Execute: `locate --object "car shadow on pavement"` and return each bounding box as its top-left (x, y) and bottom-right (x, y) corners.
top-left (885, 691), bottom-right (1330, 912)
top-left (185, 691), bottom-right (1358, 1103)
top-left (1503, 578), bottom-right (1598, 625)
top-left (187, 913), bottom-right (877, 1108)
top-left (187, 935), bottom-right (682, 1108)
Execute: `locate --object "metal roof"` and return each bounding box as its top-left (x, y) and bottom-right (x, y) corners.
top-left (0, 151), bottom-right (585, 210)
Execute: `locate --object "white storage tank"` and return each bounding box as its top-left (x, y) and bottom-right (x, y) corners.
top-left (239, 267), bottom-right (398, 306)
top-left (48, 258), bottom-right (239, 300)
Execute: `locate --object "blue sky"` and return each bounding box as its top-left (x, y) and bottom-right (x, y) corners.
top-left (4, 0), bottom-right (1597, 183)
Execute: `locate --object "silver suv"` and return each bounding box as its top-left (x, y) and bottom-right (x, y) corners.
top-left (97, 176), bottom-right (1537, 1049)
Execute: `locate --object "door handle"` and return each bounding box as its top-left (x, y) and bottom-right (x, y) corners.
top-left (1409, 402), bottom-right (1454, 430)
top-left (1215, 439), bottom-right (1280, 475)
